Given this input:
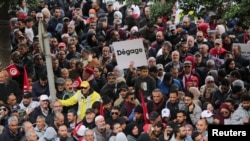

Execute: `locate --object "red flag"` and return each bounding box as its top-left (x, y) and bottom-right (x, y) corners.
top-left (23, 66), bottom-right (30, 92)
top-left (73, 76), bottom-right (82, 89)
top-left (139, 90), bottom-right (150, 124)
top-left (5, 64), bottom-right (20, 77)
top-left (99, 102), bottom-right (104, 116)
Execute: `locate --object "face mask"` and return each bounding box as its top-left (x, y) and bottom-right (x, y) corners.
top-left (89, 14), bottom-right (94, 18)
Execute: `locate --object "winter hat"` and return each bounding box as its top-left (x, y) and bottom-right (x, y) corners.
top-left (116, 132), bottom-right (128, 141)
top-left (205, 76), bottom-right (214, 84)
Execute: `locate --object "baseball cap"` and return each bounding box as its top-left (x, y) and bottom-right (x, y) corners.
top-left (106, 0), bottom-right (113, 5)
top-left (85, 67), bottom-right (94, 75)
top-left (232, 80), bottom-right (244, 88)
top-left (149, 111), bottom-right (160, 121)
top-left (63, 17), bottom-right (70, 21)
top-left (23, 92), bottom-right (32, 98)
top-left (183, 60), bottom-right (192, 65)
top-left (86, 108), bottom-right (95, 114)
top-left (40, 94), bottom-right (49, 101)
top-left (80, 81), bottom-right (90, 88)
top-left (201, 110), bottom-right (214, 118)
top-left (18, 34), bottom-right (25, 39)
top-left (214, 39), bottom-right (222, 44)
top-left (180, 29), bottom-right (188, 35)
top-left (156, 64), bottom-right (164, 70)
top-left (58, 42), bottom-right (66, 47)
top-left (194, 51), bottom-right (201, 56)
top-left (161, 108), bottom-right (170, 118)
top-left (55, 77), bottom-right (65, 84)
top-left (119, 85), bottom-right (128, 91)
top-left (169, 25), bottom-right (176, 31)
top-left (11, 105), bottom-right (20, 112)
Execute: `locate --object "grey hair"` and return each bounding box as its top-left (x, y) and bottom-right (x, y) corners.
top-left (84, 129), bottom-right (94, 136)
top-left (8, 116), bottom-right (18, 125)
top-left (25, 131), bottom-right (37, 138)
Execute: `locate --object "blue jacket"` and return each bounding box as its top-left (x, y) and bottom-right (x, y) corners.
top-left (157, 79), bottom-right (183, 96)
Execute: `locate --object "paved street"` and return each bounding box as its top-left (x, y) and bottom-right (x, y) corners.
top-left (0, 20), bottom-right (11, 70)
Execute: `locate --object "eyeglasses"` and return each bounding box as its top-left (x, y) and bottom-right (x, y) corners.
top-left (220, 111), bottom-right (229, 114)
top-left (80, 87), bottom-right (88, 89)
top-left (111, 112), bottom-right (119, 115)
top-left (184, 66), bottom-right (191, 68)
top-left (0, 108), bottom-right (6, 111)
top-left (207, 81), bottom-right (214, 84)
top-left (215, 43), bottom-right (220, 46)
top-left (196, 36), bottom-right (203, 38)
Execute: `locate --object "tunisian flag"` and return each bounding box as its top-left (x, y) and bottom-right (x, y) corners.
top-left (72, 76), bottom-right (82, 89)
top-left (5, 64), bottom-right (20, 77)
top-left (139, 90), bottom-right (150, 124)
top-left (23, 66), bottom-right (30, 92)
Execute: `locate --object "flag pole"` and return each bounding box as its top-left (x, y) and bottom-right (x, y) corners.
top-left (38, 21), bottom-right (56, 102)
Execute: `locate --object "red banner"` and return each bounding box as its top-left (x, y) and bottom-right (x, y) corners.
top-left (73, 76), bottom-right (82, 89)
top-left (139, 90), bottom-right (150, 124)
top-left (23, 66), bottom-right (30, 92)
top-left (5, 64), bottom-right (20, 77)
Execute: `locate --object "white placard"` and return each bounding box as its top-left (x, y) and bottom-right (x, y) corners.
top-left (233, 43), bottom-right (250, 60)
top-left (112, 39), bottom-right (148, 69)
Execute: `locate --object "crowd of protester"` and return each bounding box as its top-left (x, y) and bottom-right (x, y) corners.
top-left (1, 0), bottom-right (250, 141)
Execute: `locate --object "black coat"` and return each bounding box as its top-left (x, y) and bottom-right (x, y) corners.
top-left (0, 127), bottom-right (22, 141)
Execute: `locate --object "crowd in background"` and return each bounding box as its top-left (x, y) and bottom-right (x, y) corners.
top-left (1, 0), bottom-right (250, 141)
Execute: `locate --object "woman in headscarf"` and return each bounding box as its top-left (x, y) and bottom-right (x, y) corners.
top-left (125, 121), bottom-right (140, 141)
top-left (213, 103), bottom-right (233, 125)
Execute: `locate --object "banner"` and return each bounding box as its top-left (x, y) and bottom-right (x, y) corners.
top-left (73, 76), bottom-right (82, 89)
top-left (23, 66), bottom-right (30, 92)
top-left (112, 39), bottom-right (148, 69)
top-left (5, 64), bottom-right (20, 77)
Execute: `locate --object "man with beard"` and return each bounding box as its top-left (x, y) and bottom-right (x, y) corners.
top-left (120, 91), bottom-right (138, 121)
top-left (231, 94), bottom-right (250, 124)
top-left (55, 124), bottom-right (74, 141)
top-left (32, 73), bottom-right (50, 101)
top-left (100, 72), bottom-right (118, 101)
top-left (19, 92), bottom-right (39, 115)
top-left (170, 125), bottom-right (188, 141)
top-left (151, 31), bottom-right (166, 54)
top-left (55, 77), bottom-right (66, 99)
top-left (165, 51), bottom-right (183, 73)
top-left (82, 108), bottom-right (96, 129)
top-left (92, 115), bottom-right (112, 141)
top-left (147, 89), bottom-right (167, 115)
top-left (183, 93), bottom-right (202, 126)
top-left (29, 95), bottom-right (51, 124)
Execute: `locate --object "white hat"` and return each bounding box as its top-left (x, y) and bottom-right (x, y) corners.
top-left (40, 94), bottom-right (49, 101)
top-left (201, 110), bottom-right (213, 118)
top-left (161, 108), bottom-right (170, 118)
top-left (95, 115), bottom-right (104, 122)
top-left (77, 125), bottom-right (88, 136)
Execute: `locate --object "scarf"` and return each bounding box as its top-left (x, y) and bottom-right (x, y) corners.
top-left (125, 102), bottom-right (136, 116)
top-left (244, 33), bottom-right (249, 43)
top-left (153, 98), bottom-right (165, 111)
